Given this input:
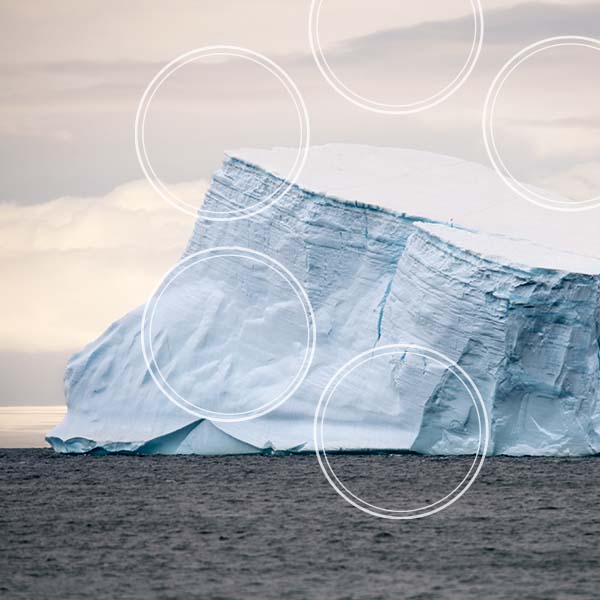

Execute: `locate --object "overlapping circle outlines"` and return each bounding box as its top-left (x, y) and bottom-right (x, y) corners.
top-left (314, 345), bottom-right (489, 520)
top-left (308, 0), bottom-right (485, 115)
top-left (140, 247), bottom-right (316, 422)
top-left (134, 8), bottom-right (597, 519)
top-left (135, 46), bottom-right (310, 221)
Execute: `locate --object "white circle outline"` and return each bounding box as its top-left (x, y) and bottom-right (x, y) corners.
top-left (308, 0), bottom-right (484, 115)
top-left (134, 46), bottom-right (310, 221)
top-left (141, 246), bottom-right (316, 422)
top-left (322, 352), bottom-right (481, 514)
top-left (314, 344), bottom-right (489, 519)
top-left (483, 36), bottom-right (600, 212)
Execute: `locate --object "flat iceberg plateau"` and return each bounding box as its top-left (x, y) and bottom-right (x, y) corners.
top-left (47, 145), bottom-right (600, 456)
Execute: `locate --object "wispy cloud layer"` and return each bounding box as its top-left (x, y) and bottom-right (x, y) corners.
top-left (335, 2), bottom-right (600, 51)
top-left (0, 180), bottom-right (200, 352)
top-left (1, 1), bottom-right (599, 203)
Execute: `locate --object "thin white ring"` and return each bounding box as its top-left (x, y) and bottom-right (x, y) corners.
top-left (483, 36), bottom-right (600, 212)
top-left (308, 1), bottom-right (484, 115)
top-left (321, 351), bottom-right (481, 514)
top-left (314, 344), bottom-right (489, 520)
top-left (135, 46), bottom-right (310, 221)
top-left (141, 247), bottom-right (316, 422)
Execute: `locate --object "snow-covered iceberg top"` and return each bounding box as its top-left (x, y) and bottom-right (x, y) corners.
top-left (229, 144), bottom-right (600, 270)
top-left (48, 145), bottom-right (600, 456)
top-left (416, 222), bottom-right (600, 276)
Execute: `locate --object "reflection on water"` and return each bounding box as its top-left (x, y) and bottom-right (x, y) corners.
top-left (0, 406), bottom-right (66, 447)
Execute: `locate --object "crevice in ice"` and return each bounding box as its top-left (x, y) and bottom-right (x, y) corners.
top-left (375, 277), bottom-right (394, 345)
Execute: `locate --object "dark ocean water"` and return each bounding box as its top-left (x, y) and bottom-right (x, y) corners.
top-left (1, 449), bottom-right (599, 600)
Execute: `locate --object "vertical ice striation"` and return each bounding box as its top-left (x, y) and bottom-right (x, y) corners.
top-left (48, 145), bottom-right (600, 456)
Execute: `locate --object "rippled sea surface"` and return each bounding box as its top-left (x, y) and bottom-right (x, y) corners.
top-left (1, 449), bottom-right (599, 599)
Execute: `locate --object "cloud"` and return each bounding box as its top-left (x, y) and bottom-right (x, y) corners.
top-left (5, 2), bottom-right (599, 115)
top-left (335, 2), bottom-right (600, 52)
top-left (0, 0), bottom-right (312, 63)
top-left (2, 1), bottom-right (594, 65)
top-left (3, 2), bottom-right (600, 204)
top-left (315, 2), bottom-right (600, 103)
top-left (537, 160), bottom-right (600, 202)
top-left (0, 179), bottom-right (202, 352)
top-left (0, 351), bottom-right (70, 407)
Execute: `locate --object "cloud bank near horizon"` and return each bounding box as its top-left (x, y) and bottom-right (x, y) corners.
top-left (0, 180), bottom-right (200, 353)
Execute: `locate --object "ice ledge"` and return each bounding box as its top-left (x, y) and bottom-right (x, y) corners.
top-left (226, 144), bottom-right (600, 271)
top-left (417, 223), bottom-right (600, 276)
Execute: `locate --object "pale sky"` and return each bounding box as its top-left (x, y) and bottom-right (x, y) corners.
top-left (1, 0), bottom-right (599, 419)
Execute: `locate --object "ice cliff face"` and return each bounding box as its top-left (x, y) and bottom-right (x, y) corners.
top-left (47, 145), bottom-right (600, 456)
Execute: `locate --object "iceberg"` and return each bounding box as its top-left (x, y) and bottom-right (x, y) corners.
top-left (47, 145), bottom-right (600, 456)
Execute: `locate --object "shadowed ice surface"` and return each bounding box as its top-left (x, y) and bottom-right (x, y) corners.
top-left (2, 449), bottom-right (600, 599)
